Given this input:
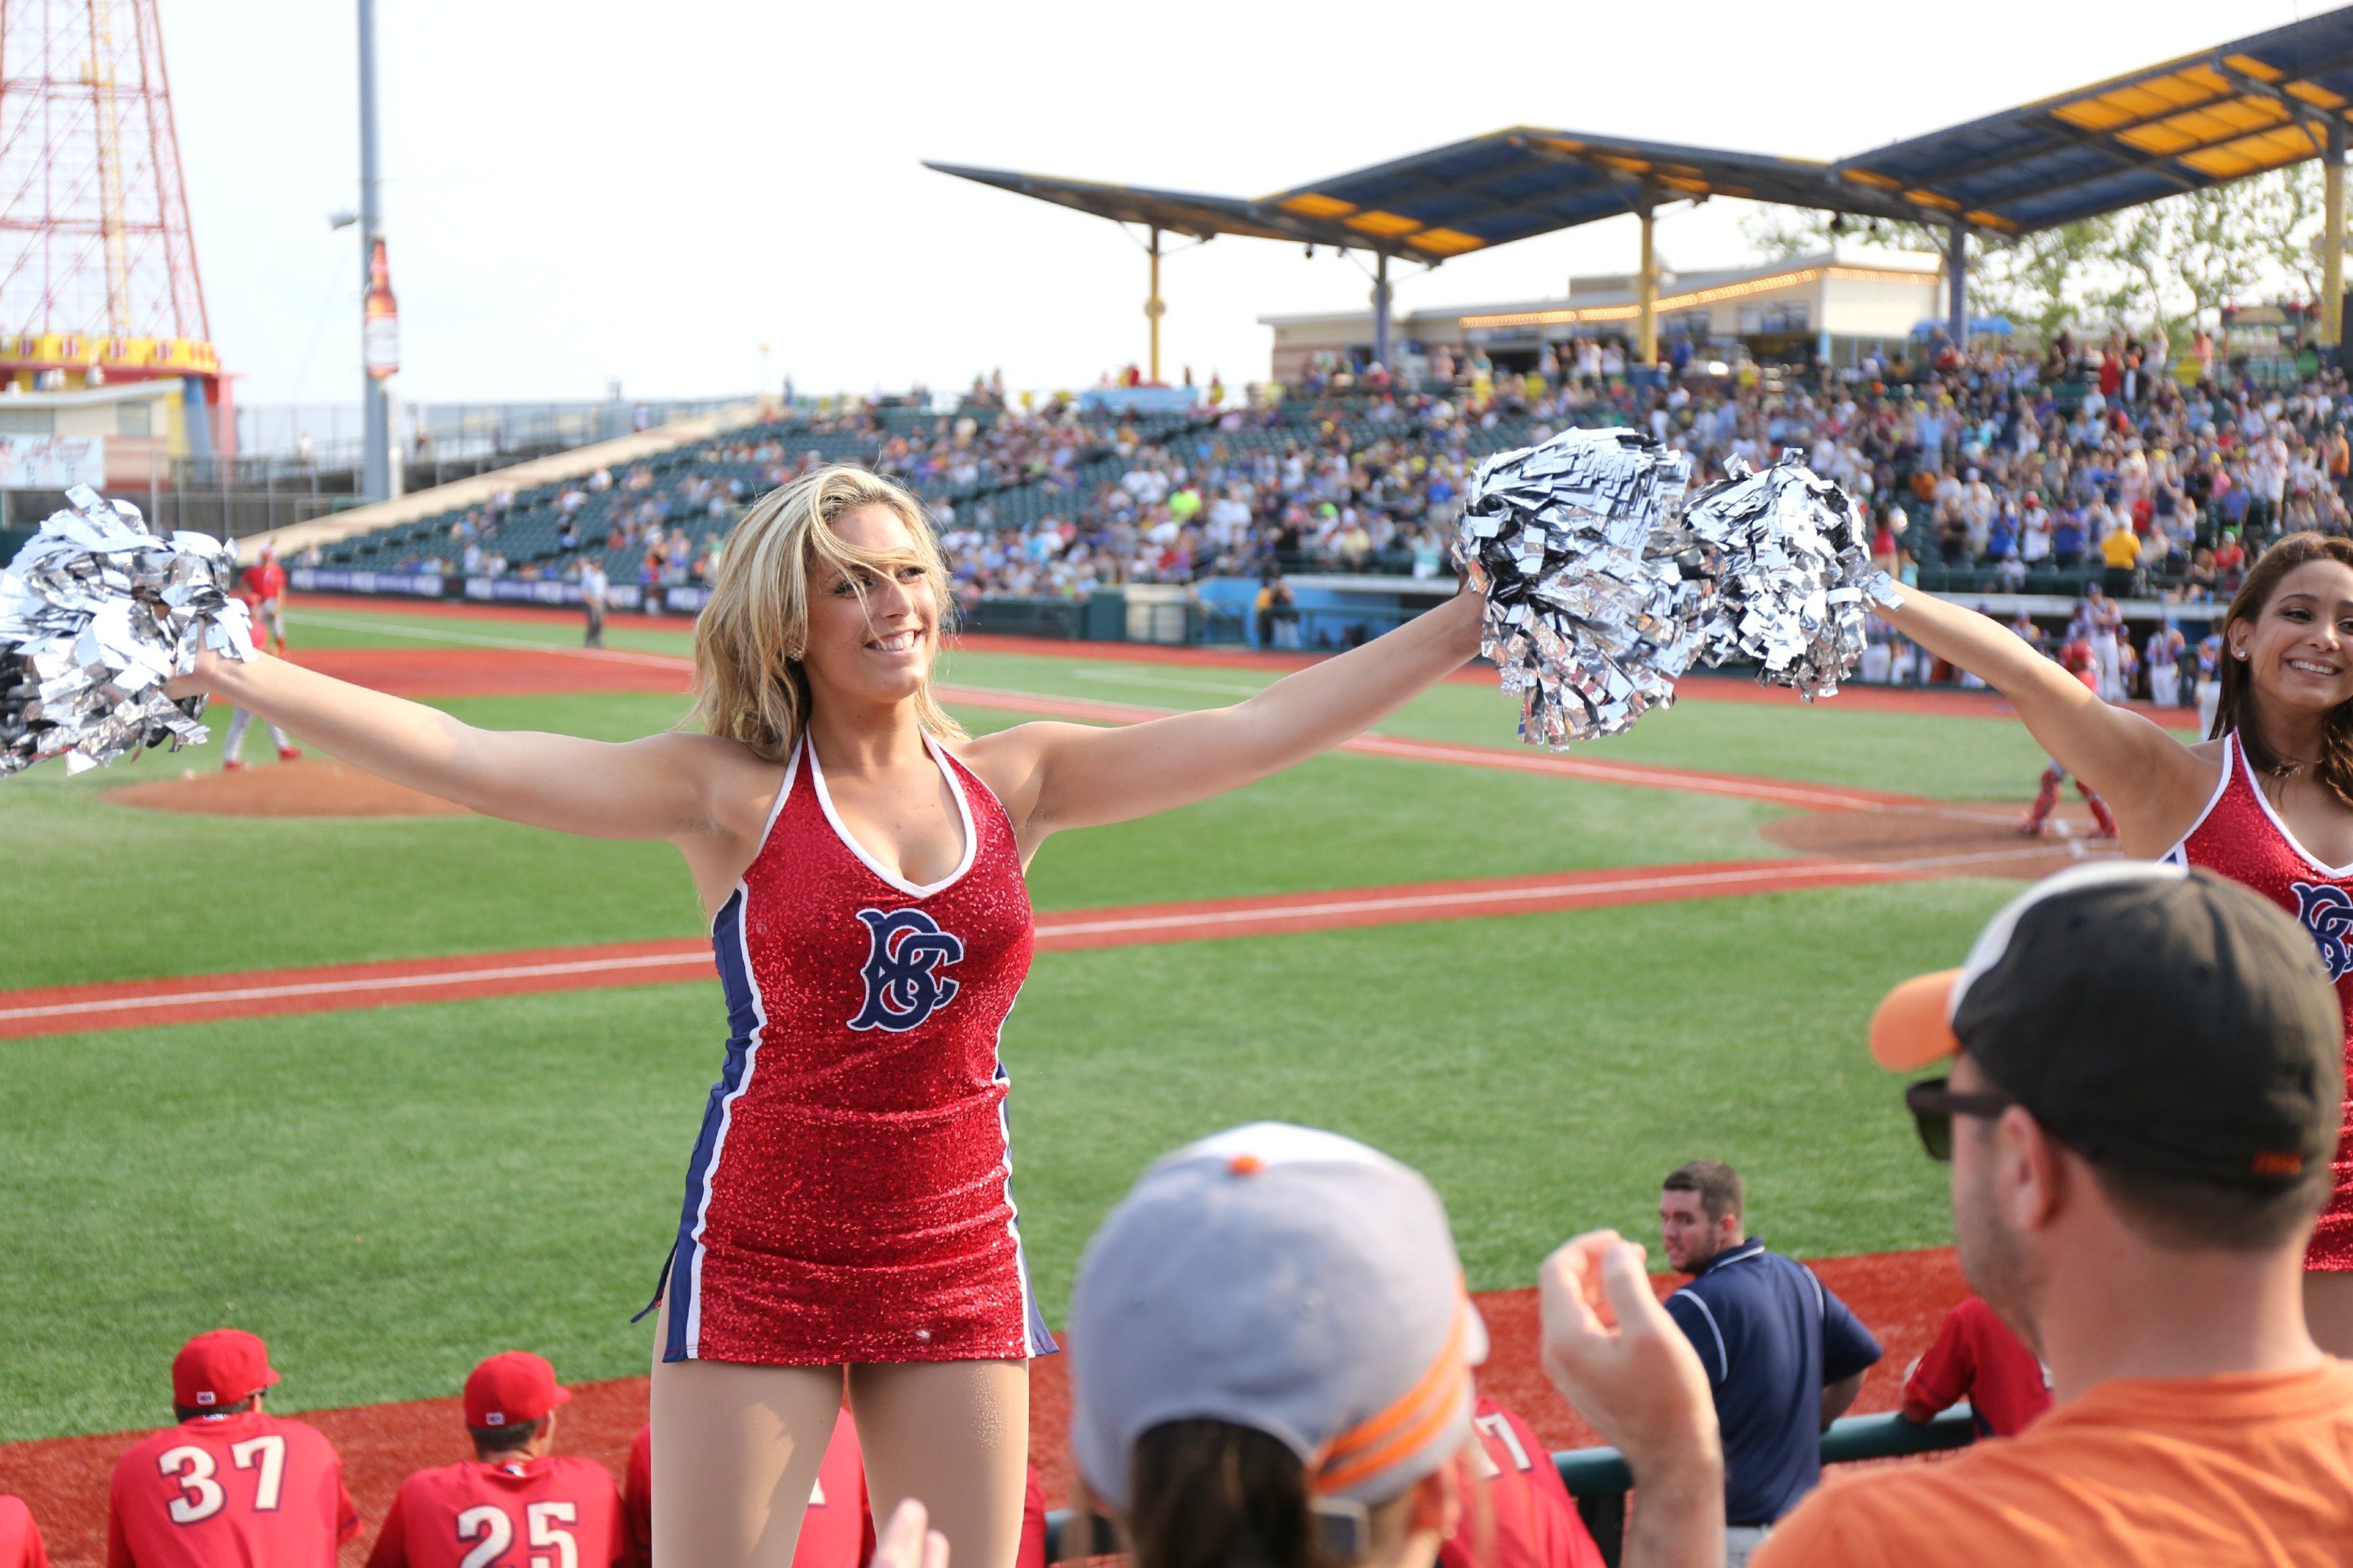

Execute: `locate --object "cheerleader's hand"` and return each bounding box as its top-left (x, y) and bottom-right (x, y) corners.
top-left (871, 1497), bottom-right (949, 1568)
top-left (164, 645), bottom-right (229, 700)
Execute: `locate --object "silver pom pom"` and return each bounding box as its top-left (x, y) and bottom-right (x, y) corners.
top-left (1454, 427), bottom-right (1702, 746)
top-left (1454, 432), bottom-right (1899, 748)
top-left (1685, 449), bottom-right (1902, 702)
top-left (0, 484), bottom-right (256, 777)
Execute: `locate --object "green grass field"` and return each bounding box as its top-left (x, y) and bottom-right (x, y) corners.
top-left (0, 603), bottom-right (2038, 1440)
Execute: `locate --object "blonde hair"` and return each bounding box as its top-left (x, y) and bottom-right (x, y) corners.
top-left (692, 465), bottom-right (965, 758)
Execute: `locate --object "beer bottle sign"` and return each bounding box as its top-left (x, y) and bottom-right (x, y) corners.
top-left (363, 237), bottom-right (400, 379)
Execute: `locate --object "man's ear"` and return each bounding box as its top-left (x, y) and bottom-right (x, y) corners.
top-left (1998, 1106), bottom-right (2069, 1233)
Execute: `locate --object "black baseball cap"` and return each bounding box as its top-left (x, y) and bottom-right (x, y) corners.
top-left (1869, 862), bottom-right (2343, 1188)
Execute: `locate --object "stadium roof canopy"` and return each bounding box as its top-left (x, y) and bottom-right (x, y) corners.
top-left (932, 7), bottom-right (2353, 369)
top-left (928, 135), bottom-right (1933, 265)
top-left (1831, 9), bottom-right (2353, 234)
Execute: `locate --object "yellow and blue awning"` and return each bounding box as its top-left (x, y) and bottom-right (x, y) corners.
top-left (934, 8), bottom-right (2353, 256)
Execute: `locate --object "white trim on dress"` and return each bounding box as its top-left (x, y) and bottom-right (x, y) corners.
top-left (2233, 730), bottom-right (2353, 878)
top-left (2162, 731), bottom-right (2240, 867)
top-left (683, 740), bottom-right (801, 1355)
top-left (806, 733), bottom-right (978, 899)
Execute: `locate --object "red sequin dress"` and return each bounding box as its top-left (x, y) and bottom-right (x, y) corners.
top-left (662, 734), bottom-right (1057, 1363)
top-left (2166, 732), bottom-right (2353, 1269)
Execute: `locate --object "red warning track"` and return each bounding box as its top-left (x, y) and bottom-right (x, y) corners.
top-left (294, 591), bottom-right (2202, 726)
top-left (0, 1247), bottom-right (1969, 1567)
top-left (0, 857), bottom-right (1970, 1040)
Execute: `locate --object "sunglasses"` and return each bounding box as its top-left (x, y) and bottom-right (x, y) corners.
top-left (1903, 1076), bottom-right (2017, 1162)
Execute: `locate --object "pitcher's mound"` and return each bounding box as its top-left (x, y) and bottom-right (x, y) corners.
top-left (1763, 799), bottom-right (2120, 880)
top-left (106, 759), bottom-right (470, 818)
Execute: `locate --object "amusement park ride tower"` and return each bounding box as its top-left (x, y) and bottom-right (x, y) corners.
top-left (0, 0), bottom-right (220, 465)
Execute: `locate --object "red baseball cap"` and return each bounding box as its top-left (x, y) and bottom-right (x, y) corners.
top-left (173, 1328), bottom-right (280, 1410)
top-left (463, 1351), bottom-right (572, 1429)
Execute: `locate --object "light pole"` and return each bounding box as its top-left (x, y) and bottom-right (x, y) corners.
top-left (357, 0), bottom-right (393, 501)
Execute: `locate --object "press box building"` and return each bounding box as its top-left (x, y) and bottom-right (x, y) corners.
top-left (1258, 247), bottom-right (1943, 383)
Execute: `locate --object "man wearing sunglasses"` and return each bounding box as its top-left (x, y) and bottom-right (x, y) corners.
top-left (1538, 860), bottom-right (2353, 1568)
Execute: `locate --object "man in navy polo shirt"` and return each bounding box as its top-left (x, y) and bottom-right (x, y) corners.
top-left (1659, 1158), bottom-right (1881, 1567)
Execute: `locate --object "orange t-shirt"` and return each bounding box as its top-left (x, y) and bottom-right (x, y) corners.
top-left (1752, 1361), bottom-right (2353, 1567)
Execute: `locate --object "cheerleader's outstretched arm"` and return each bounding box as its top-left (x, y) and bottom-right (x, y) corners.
top-left (1873, 591), bottom-right (2208, 827)
top-left (970, 587), bottom-right (1485, 845)
top-left (170, 648), bottom-right (726, 842)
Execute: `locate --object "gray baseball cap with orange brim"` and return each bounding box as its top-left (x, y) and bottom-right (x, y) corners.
top-left (1068, 1122), bottom-right (1486, 1514)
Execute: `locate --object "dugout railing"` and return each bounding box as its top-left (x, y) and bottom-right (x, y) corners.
top-left (1040, 1407), bottom-right (1976, 1567)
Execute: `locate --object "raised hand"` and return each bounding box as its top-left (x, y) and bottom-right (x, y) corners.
top-left (1538, 1230), bottom-right (1725, 1568)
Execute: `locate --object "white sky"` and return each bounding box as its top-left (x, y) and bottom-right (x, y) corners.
top-left (169, 0), bottom-right (2327, 407)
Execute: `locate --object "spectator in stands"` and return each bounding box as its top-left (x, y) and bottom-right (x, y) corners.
top-left (1541, 863), bottom-right (2353, 1568)
top-left (0, 1497), bottom-right (47, 1568)
top-left (107, 1329), bottom-right (359, 1567)
top-left (1898, 1296), bottom-right (2050, 1439)
top-left (1656, 1160), bottom-right (1881, 1565)
top-left (1068, 1123), bottom-right (1479, 1568)
top-left (2049, 508), bottom-right (2086, 568)
top-left (2099, 519), bottom-right (2141, 598)
top-left (368, 1351), bottom-right (625, 1568)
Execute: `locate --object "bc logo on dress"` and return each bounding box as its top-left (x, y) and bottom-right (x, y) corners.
top-left (849, 908), bottom-right (966, 1031)
top-left (2292, 881), bottom-right (2353, 982)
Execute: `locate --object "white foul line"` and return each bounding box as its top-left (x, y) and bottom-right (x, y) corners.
top-left (5, 841), bottom-right (2097, 1027)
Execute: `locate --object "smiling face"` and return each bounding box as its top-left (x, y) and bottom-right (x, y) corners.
top-left (799, 504), bottom-right (941, 710)
top-left (2228, 559), bottom-right (2353, 722)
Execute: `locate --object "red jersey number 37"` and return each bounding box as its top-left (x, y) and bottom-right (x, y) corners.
top-left (160, 1435), bottom-right (286, 1522)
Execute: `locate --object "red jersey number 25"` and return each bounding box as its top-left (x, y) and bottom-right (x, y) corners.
top-left (457, 1501), bottom-right (579, 1568)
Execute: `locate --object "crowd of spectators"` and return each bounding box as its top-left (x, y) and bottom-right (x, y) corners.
top-left (341, 333), bottom-right (2353, 707)
top-left (936, 335), bottom-right (2349, 601)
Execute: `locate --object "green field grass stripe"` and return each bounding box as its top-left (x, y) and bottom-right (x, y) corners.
top-left (0, 846), bottom-right (2089, 1039)
top-left (291, 610), bottom-right (693, 671)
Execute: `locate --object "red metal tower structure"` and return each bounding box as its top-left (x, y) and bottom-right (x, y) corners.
top-left (0, 0), bottom-right (217, 410)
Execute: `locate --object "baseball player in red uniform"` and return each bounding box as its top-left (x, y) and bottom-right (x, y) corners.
top-left (105, 1328), bottom-right (358, 1568)
top-left (222, 547), bottom-right (300, 770)
top-left (368, 1351), bottom-right (624, 1568)
top-left (0, 1497), bottom-right (48, 1568)
top-left (240, 546), bottom-right (290, 657)
top-left (1439, 1396), bottom-right (1603, 1568)
top-left (2017, 643), bottom-right (2118, 839)
top-left (1898, 1296), bottom-right (2051, 1439)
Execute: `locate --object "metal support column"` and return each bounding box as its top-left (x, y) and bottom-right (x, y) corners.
top-left (358, 0), bottom-right (390, 502)
top-left (1371, 250), bottom-right (1392, 370)
top-left (2325, 122), bottom-right (2347, 357)
top-left (1635, 185), bottom-right (1659, 366)
top-left (1945, 222), bottom-right (1967, 351)
top-left (1144, 226), bottom-right (1165, 385)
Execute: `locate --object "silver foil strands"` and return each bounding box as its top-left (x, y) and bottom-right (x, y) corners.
top-left (1684, 449), bottom-right (1902, 701)
top-left (1453, 427), bottom-right (1702, 746)
top-left (0, 484), bottom-right (254, 777)
top-left (1454, 432), bottom-right (1898, 747)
